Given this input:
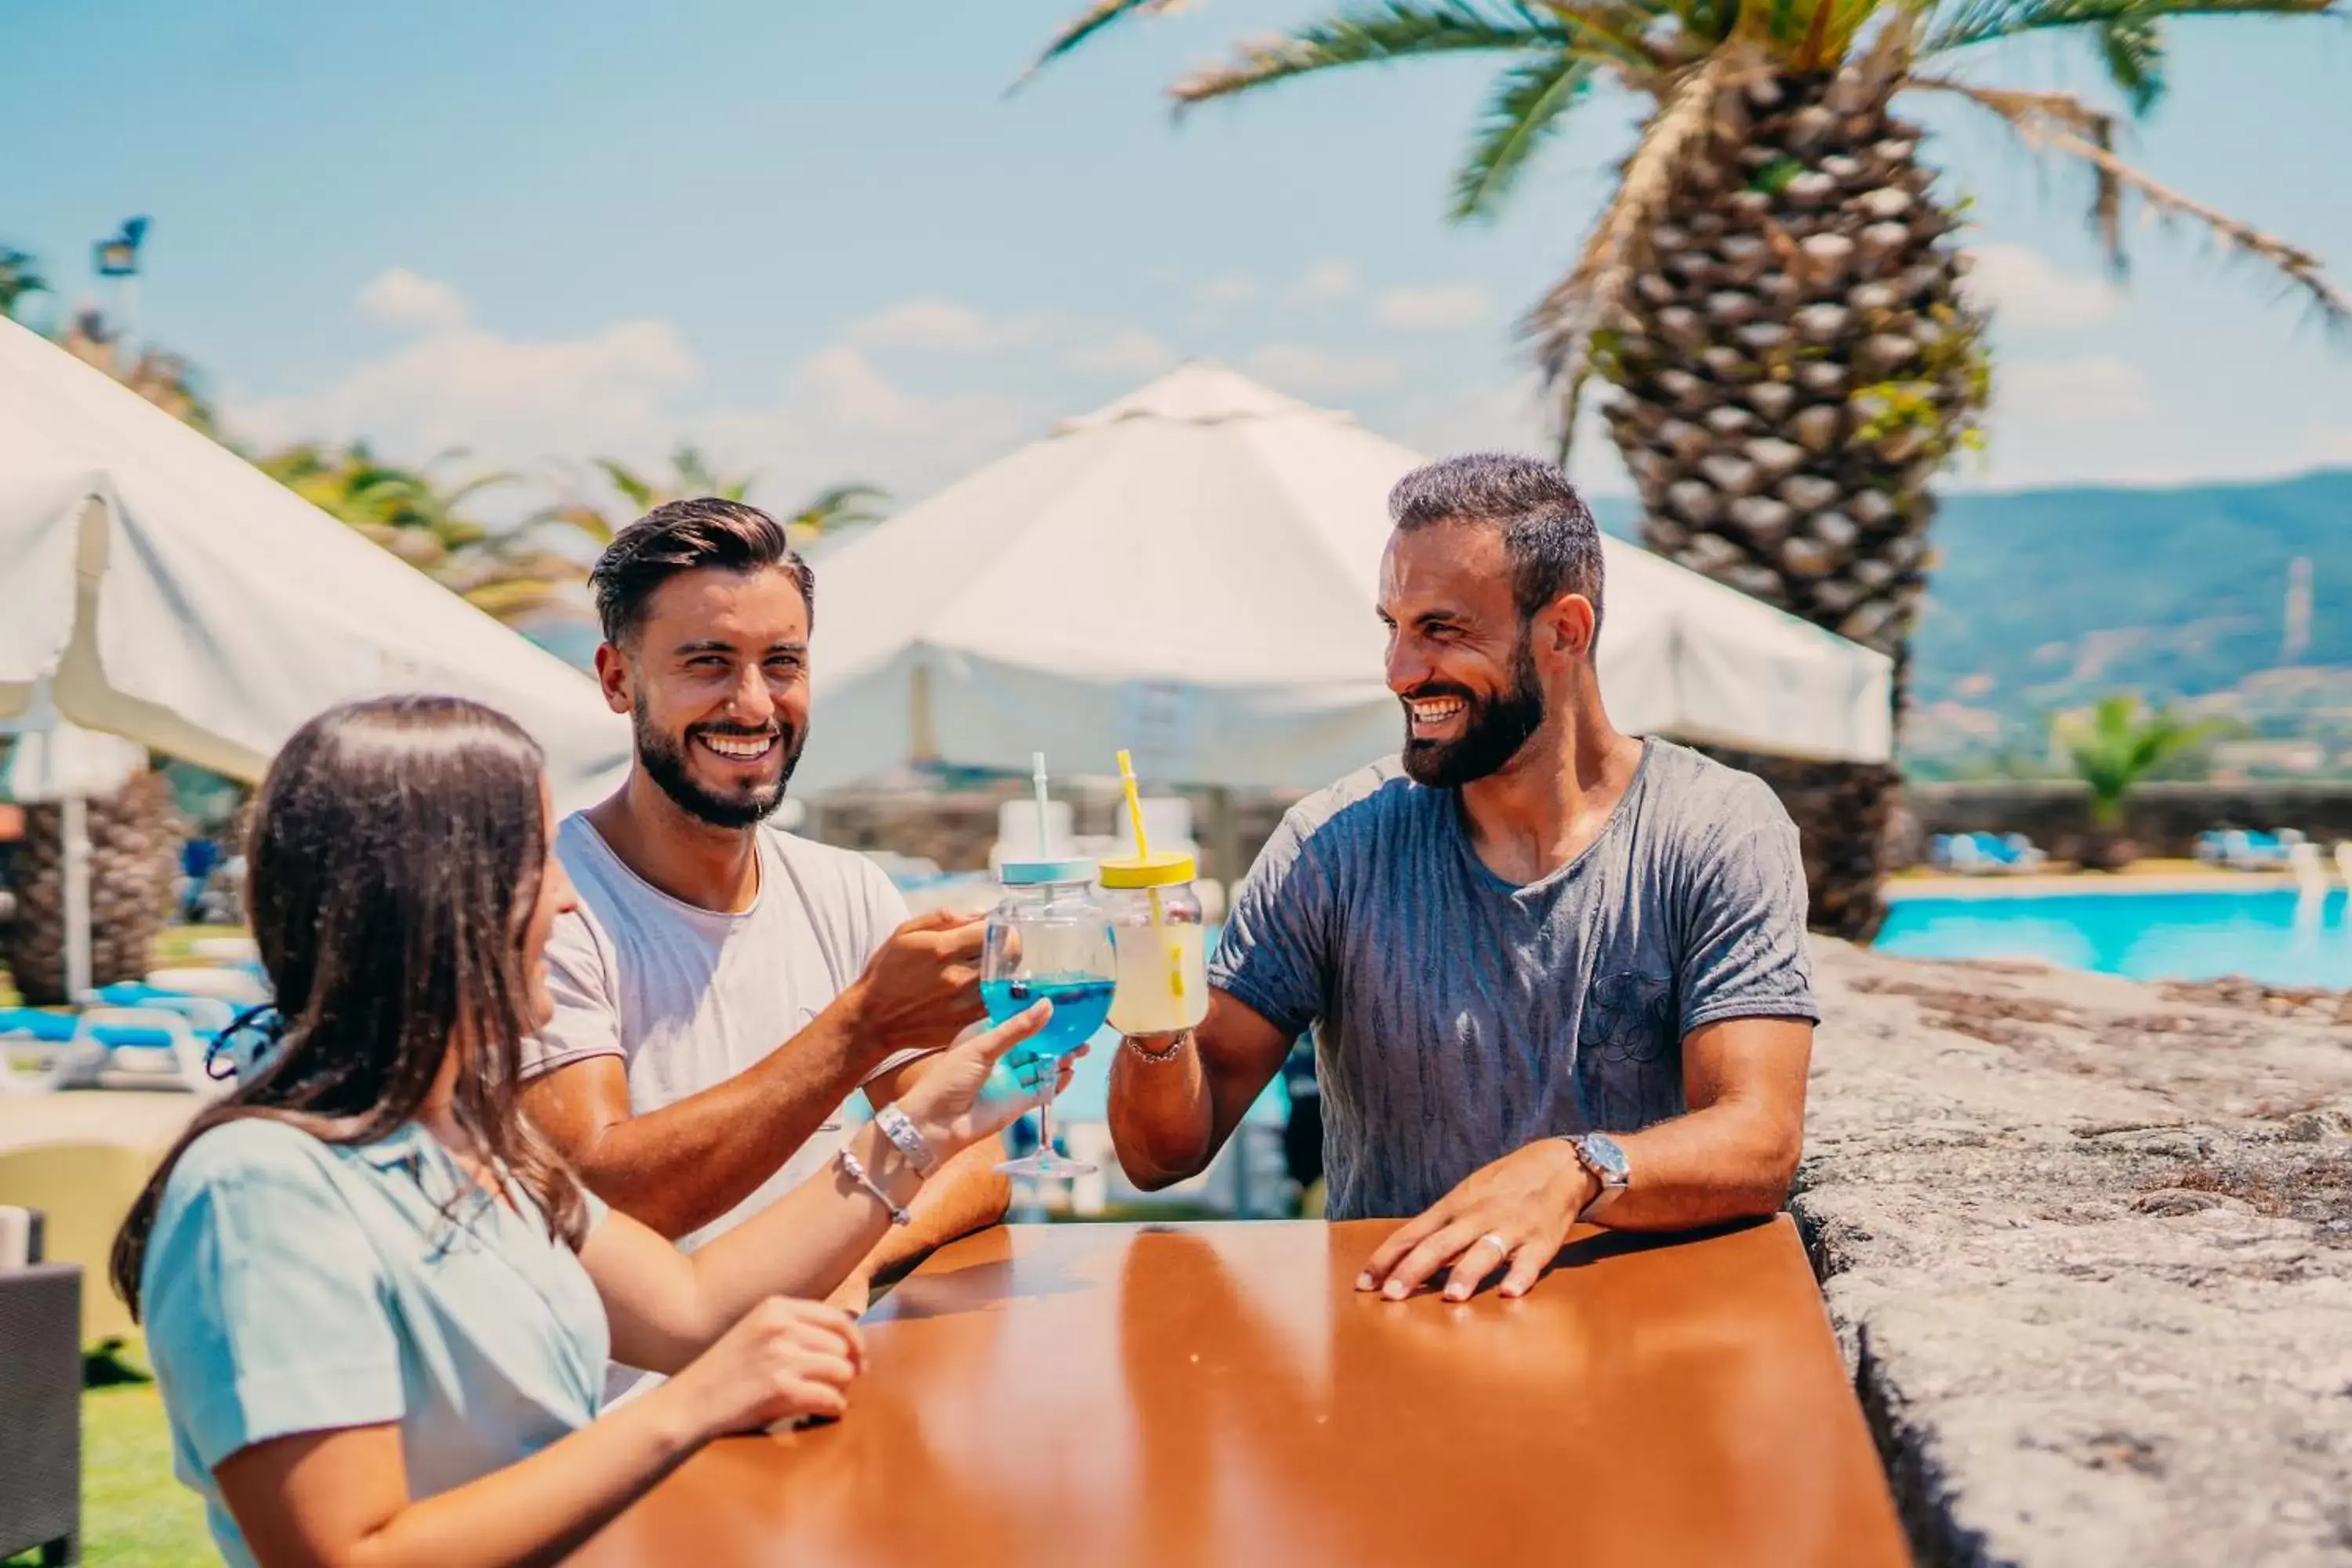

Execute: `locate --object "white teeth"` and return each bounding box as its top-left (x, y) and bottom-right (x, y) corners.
top-left (1410, 700), bottom-right (1465, 723)
top-left (699, 734), bottom-right (774, 760)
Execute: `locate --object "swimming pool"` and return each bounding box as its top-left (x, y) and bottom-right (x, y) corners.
top-left (1876, 887), bottom-right (2352, 988)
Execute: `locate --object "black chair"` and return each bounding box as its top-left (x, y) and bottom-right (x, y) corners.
top-left (0, 1209), bottom-right (81, 1566)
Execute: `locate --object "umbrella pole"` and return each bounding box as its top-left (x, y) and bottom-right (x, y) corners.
top-left (62, 793), bottom-right (93, 1000)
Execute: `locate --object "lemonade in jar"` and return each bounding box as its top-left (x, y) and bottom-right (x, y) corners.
top-left (1100, 851), bottom-right (1209, 1034)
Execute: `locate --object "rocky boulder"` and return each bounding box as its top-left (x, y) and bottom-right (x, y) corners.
top-left (1797, 940), bottom-right (2352, 1566)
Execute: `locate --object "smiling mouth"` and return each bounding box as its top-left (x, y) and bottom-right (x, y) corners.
top-left (695, 731), bottom-right (779, 764)
top-left (1406, 696), bottom-right (1467, 735)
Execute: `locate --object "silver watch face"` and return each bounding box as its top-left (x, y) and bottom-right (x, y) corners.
top-left (1577, 1132), bottom-right (1632, 1186)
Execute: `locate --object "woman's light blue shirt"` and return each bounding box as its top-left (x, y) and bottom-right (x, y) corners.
top-left (140, 1117), bottom-right (610, 1568)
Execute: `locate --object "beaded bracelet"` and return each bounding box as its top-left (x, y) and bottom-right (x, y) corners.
top-left (836, 1146), bottom-right (911, 1227)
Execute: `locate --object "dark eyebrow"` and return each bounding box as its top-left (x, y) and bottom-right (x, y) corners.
top-left (672, 638), bottom-right (808, 656)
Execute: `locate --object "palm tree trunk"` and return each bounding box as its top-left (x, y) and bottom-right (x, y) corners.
top-left (4, 771), bottom-right (180, 1004)
top-left (1597, 67), bottom-right (1987, 939)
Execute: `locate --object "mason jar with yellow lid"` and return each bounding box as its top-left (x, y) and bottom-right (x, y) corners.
top-left (1098, 851), bottom-right (1210, 1035)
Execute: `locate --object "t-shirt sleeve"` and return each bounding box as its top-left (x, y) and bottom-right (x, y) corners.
top-left (1675, 779), bottom-right (1821, 1035)
top-left (1207, 803), bottom-right (1337, 1040)
top-left (142, 1133), bottom-right (406, 1472)
top-left (521, 907), bottom-right (622, 1080)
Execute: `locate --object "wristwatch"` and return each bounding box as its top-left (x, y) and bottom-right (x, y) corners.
top-left (1563, 1132), bottom-right (1632, 1220)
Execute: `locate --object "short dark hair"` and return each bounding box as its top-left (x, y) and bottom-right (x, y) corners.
top-left (590, 497), bottom-right (815, 648)
top-left (1388, 452), bottom-right (1605, 637)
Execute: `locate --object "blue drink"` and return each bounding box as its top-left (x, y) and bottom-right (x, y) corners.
top-left (983, 974), bottom-right (1116, 1064)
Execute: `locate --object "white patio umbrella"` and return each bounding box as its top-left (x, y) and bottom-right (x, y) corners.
top-left (796, 361), bottom-right (1893, 793)
top-left (0, 315), bottom-right (631, 811)
top-left (0, 314), bottom-right (633, 1001)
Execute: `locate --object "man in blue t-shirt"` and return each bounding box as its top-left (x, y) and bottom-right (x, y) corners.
top-left (1106, 453), bottom-right (1820, 1304)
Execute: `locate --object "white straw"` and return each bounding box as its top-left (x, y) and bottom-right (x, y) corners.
top-left (1031, 751), bottom-right (1052, 855)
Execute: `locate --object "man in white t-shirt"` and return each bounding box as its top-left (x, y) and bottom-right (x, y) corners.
top-left (520, 498), bottom-right (1007, 1379)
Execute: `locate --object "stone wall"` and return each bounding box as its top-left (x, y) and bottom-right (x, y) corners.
top-left (1796, 941), bottom-right (2352, 1565)
top-left (1904, 780), bottom-right (2352, 865)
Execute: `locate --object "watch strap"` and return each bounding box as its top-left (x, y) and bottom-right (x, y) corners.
top-left (873, 1103), bottom-right (940, 1178)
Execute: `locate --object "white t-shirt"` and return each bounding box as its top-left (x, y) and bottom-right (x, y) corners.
top-left (523, 813), bottom-right (916, 1256)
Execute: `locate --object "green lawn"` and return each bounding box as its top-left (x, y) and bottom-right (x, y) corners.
top-left (3, 1348), bottom-right (212, 1567)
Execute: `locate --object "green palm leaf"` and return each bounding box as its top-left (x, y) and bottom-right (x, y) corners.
top-left (1922, 0), bottom-right (2327, 59)
top-left (1013, 0), bottom-right (1174, 90)
top-left (2095, 13), bottom-right (2167, 111)
top-left (1170, 3), bottom-right (1571, 107)
top-left (1450, 53), bottom-right (1599, 220)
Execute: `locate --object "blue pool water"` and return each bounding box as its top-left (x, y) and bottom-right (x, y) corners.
top-left (1878, 889), bottom-right (2352, 987)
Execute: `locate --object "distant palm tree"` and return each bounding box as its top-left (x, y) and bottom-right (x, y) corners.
top-left (538, 449), bottom-right (888, 551)
top-left (0, 245), bottom-right (46, 318)
top-left (782, 481), bottom-right (891, 547)
top-left (2054, 692), bottom-right (2216, 866)
top-left (1027, 0), bottom-right (2343, 936)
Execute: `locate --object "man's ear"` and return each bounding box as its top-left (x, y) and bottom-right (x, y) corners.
top-left (1539, 593), bottom-right (1597, 663)
top-left (592, 642), bottom-right (633, 717)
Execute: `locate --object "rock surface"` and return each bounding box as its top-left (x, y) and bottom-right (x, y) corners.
top-left (1797, 941), bottom-right (2352, 1566)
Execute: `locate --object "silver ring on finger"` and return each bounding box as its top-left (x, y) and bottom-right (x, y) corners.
top-left (1475, 1232), bottom-right (1510, 1258)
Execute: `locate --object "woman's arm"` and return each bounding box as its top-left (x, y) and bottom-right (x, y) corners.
top-left (216, 1298), bottom-right (861, 1568)
top-left (585, 1000), bottom-right (1058, 1374)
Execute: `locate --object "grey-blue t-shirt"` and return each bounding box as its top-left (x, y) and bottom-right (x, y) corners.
top-left (1210, 738), bottom-right (1818, 1221)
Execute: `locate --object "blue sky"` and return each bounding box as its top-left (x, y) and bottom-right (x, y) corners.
top-left (4, 0), bottom-right (2347, 517)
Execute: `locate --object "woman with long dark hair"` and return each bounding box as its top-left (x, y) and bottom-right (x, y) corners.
top-left (112, 696), bottom-right (1062, 1568)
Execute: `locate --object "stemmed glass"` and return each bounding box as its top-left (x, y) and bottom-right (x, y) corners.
top-left (982, 877), bottom-right (1114, 1180)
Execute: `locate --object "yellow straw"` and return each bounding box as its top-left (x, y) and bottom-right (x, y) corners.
top-left (1116, 750), bottom-right (1185, 1004)
top-left (1115, 750), bottom-right (1152, 861)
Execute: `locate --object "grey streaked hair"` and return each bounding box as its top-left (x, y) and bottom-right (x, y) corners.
top-left (1388, 452), bottom-right (1605, 636)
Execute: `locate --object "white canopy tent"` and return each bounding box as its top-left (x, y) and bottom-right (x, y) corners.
top-left (797, 361), bottom-right (1892, 794)
top-left (0, 315), bottom-right (632, 997)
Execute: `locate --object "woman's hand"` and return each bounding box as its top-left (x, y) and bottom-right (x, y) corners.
top-left (897, 1000), bottom-right (1085, 1157)
top-left (666, 1296), bottom-right (866, 1439)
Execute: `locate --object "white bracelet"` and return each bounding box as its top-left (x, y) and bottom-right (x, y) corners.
top-left (836, 1147), bottom-right (911, 1227)
top-left (873, 1103), bottom-right (940, 1178)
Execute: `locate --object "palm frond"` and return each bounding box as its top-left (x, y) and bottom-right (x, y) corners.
top-left (1922, 0), bottom-right (2329, 58)
top-left (1011, 0), bottom-right (1180, 92)
top-left (1450, 53), bottom-right (1600, 220)
top-left (2095, 13), bottom-right (2167, 112)
top-left (791, 481), bottom-right (892, 535)
top-left (1530, 2), bottom-right (1681, 69)
top-left (1171, 3), bottom-right (1572, 107)
top-left (1910, 74), bottom-right (2350, 325)
top-left (1523, 53), bottom-right (1736, 457)
top-left (594, 458), bottom-right (659, 511)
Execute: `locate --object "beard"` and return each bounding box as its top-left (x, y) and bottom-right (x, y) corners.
top-left (1399, 634), bottom-right (1546, 789)
top-left (633, 700), bottom-right (805, 829)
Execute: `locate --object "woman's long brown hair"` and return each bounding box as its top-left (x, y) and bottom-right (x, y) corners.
top-left (111, 695), bottom-right (588, 1315)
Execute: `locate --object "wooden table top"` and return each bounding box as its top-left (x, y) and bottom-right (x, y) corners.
top-left (576, 1217), bottom-right (1908, 1568)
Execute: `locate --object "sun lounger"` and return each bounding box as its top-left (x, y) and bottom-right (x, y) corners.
top-left (2196, 828), bottom-right (2307, 872)
top-left (1929, 831), bottom-right (2045, 874)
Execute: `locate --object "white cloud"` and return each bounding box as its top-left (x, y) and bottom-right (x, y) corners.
top-left (1961, 244), bottom-right (2124, 332)
top-left (228, 318), bottom-right (699, 466)
top-left (1373, 283), bottom-right (1492, 331)
top-left (1285, 261), bottom-right (1359, 304)
top-left (1247, 343), bottom-right (1401, 393)
top-left (1065, 327), bottom-right (1177, 379)
top-left (846, 296), bottom-right (1000, 353)
top-left (357, 267), bottom-right (469, 332)
top-left (1996, 354), bottom-right (2154, 424)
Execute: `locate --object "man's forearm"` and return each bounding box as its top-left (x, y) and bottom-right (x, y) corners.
top-left (1589, 1100), bottom-right (1802, 1232)
top-left (565, 995), bottom-right (877, 1240)
top-left (851, 1134), bottom-right (1010, 1287)
top-left (1106, 1033), bottom-right (1218, 1189)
